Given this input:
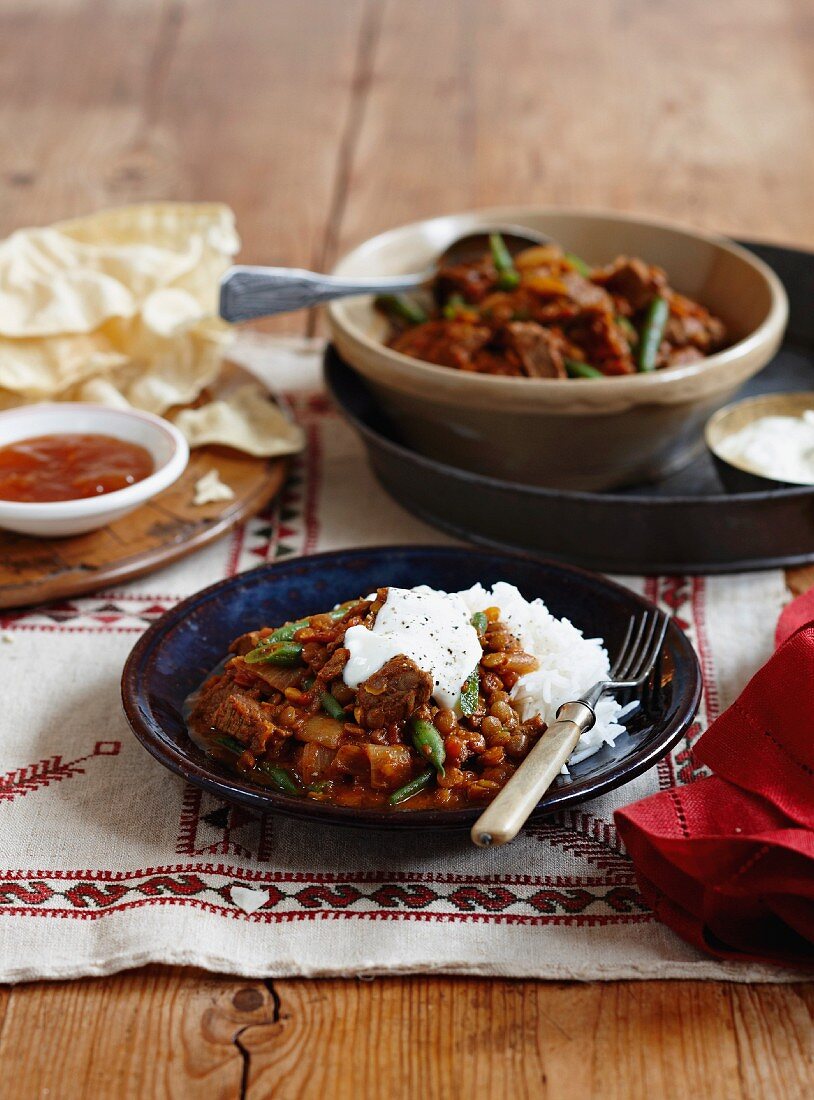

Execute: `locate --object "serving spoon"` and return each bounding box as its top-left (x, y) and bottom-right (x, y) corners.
top-left (218, 225), bottom-right (547, 323)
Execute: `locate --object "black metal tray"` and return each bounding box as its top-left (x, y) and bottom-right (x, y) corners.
top-left (325, 241), bottom-right (814, 575)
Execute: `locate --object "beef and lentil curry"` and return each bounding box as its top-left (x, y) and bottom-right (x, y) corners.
top-left (376, 235), bottom-right (727, 378)
top-left (187, 588), bottom-right (546, 811)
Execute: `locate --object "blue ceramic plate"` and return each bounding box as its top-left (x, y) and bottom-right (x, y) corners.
top-left (121, 546), bottom-right (701, 831)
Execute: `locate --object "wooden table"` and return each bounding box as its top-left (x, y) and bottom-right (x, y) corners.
top-left (1, 2), bottom-right (812, 1095)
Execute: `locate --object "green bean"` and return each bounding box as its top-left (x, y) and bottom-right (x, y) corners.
top-left (266, 617), bottom-right (309, 643)
top-left (256, 762), bottom-right (299, 794)
top-left (303, 676), bottom-right (315, 691)
top-left (320, 691), bottom-right (345, 720)
top-left (489, 233), bottom-right (521, 290)
top-left (265, 605), bottom-right (350, 646)
top-left (471, 610), bottom-right (488, 635)
top-left (247, 605), bottom-right (353, 663)
top-left (327, 605), bottom-right (355, 623)
top-left (443, 294), bottom-right (467, 319)
top-left (459, 669), bottom-right (479, 717)
top-left (637, 296), bottom-right (669, 372)
top-left (308, 780), bottom-right (331, 793)
top-left (214, 734), bottom-right (246, 755)
top-left (497, 271), bottom-right (521, 290)
top-left (388, 766), bottom-right (435, 806)
top-left (244, 641), bottom-right (304, 666)
top-left (374, 294), bottom-right (428, 325)
top-left (564, 251), bottom-right (593, 278)
top-left (411, 718), bottom-right (446, 776)
top-left (214, 735), bottom-right (298, 793)
top-left (565, 358), bottom-right (603, 380)
top-left (616, 315), bottom-right (637, 342)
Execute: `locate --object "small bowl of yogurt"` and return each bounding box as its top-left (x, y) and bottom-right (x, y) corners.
top-left (705, 391), bottom-right (814, 492)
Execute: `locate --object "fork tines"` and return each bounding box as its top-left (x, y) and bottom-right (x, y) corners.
top-left (613, 609), bottom-right (669, 686)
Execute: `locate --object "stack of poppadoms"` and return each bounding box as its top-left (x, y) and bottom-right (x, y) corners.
top-left (0, 203), bottom-right (302, 458)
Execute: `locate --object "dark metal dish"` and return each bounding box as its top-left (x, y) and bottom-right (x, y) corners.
top-left (121, 546), bottom-right (701, 832)
top-left (325, 241), bottom-right (814, 575)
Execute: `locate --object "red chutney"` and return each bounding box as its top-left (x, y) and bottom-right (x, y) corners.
top-left (0, 433), bottom-right (154, 503)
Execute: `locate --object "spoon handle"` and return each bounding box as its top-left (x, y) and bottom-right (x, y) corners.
top-left (219, 265), bottom-right (426, 322)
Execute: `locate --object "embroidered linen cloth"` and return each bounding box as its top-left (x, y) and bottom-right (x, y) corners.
top-left (0, 336), bottom-right (803, 983)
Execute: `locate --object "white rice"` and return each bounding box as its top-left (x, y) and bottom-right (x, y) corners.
top-left (457, 581), bottom-right (626, 765)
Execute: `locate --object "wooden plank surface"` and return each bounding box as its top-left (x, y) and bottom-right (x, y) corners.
top-left (332, 0), bottom-right (814, 260)
top-left (1, 1), bottom-right (813, 1097)
top-left (0, 971), bottom-right (811, 1100)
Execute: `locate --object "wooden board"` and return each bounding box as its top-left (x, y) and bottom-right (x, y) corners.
top-left (0, 364), bottom-right (288, 609)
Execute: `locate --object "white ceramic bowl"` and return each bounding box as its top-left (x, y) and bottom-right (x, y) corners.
top-left (0, 403), bottom-right (189, 537)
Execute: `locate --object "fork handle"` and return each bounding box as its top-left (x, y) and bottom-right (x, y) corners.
top-left (471, 701), bottom-right (595, 847)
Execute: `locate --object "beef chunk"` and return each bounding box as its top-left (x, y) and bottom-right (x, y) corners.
top-left (570, 310), bottom-right (636, 375)
top-left (472, 349), bottom-right (525, 377)
top-left (355, 655), bottom-right (433, 730)
top-left (189, 674), bottom-right (236, 731)
top-left (212, 691), bottom-right (278, 749)
top-left (318, 647), bottom-right (350, 684)
top-left (595, 256), bottom-right (667, 312)
top-left (499, 321), bottom-right (567, 378)
top-left (391, 319), bottom-right (492, 371)
top-left (560, 271), bottom-right (613, 311)
top-left (435, 258), bottom-right (499, 304)
top-left (665, 299), bottom-right (726, 352)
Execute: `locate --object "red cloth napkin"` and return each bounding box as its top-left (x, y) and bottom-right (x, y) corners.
top-left (615, 621), bottom-right (814, 968)
top-left (776, 587), bottom-right (814, 648)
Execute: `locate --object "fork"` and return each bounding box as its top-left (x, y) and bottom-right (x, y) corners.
top-left (471, 608), bottom-right (669, 847)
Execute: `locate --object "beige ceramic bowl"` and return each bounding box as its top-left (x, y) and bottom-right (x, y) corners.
top-left (328, 208), bottom-right (788, 490)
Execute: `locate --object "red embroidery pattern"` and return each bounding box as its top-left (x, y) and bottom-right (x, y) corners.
top-left (167, 781), bottom-right (646, 924)
top-left (673, 721), bottom-right (706, 784)
top-left (647, 575), bottom-right (715, 785)
top-left (534, 810), bottom-right (634, 877)
top-left (0, 742), bottom-right (121, 804)
top-left (0, 866), bottom-right (652, 924)
top-left (175, 786), bottom-right (275, 862)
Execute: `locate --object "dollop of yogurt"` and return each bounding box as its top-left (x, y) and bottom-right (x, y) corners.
top-left (718, 411), bottom-right (814, 485)
top-left (342, 586), bottom-right (482, 710)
